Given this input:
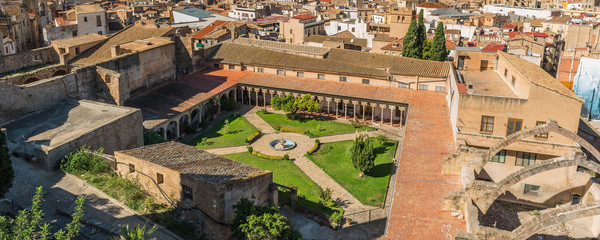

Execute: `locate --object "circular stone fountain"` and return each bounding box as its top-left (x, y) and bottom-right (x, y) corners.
top-left (269, 138), bottom-right (297, 151)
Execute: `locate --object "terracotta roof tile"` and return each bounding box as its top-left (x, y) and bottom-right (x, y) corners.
top-left (118, 142), bottom-right (269, 184)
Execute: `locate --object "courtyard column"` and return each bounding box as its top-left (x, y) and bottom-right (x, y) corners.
top-left (326, 97), bottom-right (332, 115)
top-left (371, 103), bottom-right (377, 123)
top-left (380, 104), bottom-right (386, 125)
top-left (352, 101), bottom-right (358, 121)
top-left (362, 102), bottom-right (367, 122)
top-left (400, 107), bottom-right (406, 126)
top-left (390, 106), bottom-right (396, 126)
top-left (255, 89), bottom-right (259, 107)
top-left (334, 98), bottom-right (340, 118)
top-left (317, 96), bottom-right (324, 115)
top-left (217, 97), bottom-right (221, 114)
top-left (241, 87), bottom-right (245, 105)
top-left (234, 89), bottom-right (237, 103)
top-left (162, 127), bottom-right (167, 139)
top-left (343, 99), bottom-right (349, 119)
top-left (262, 89), bottom-right (267, 107)
top-left (175, 122), bottom-right (180, 139)
top-left (198, 106), bottom-right (203, 124)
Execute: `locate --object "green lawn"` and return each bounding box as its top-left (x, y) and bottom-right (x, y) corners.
top-left (306, 139), bottom-right (397, 207)
top-left (256, 111), bottom-right (375, 137)
top-left (224, 152), bottom-right (334, 214)
top-left (187, 113), bottom-right (258, 149)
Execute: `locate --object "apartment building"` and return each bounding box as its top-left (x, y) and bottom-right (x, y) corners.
top-left (74, 4), bottom-right (108, 36)
top-left (279, 15), bottom-right (325, 44)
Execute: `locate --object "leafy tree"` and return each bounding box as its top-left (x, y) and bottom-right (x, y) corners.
top-left (0, 130), bottom-right (14, 198)
top-left (143, 132), bottom-right (167, 146)
top-left (0, 186), bottom-right (86, 240)
top-left (429, 22), bottom-right (449, 61)
top-left (239, 213), bottom-right (297, 240)
top-left (402, 20), bottom-right (418, 58)
top-left (422, 40), bottom-right (432, 60)
top-left (271, 94), bottom-right (319, 119)
top-left (116, 223), bottom-right (157, 240)
top-left (230, 198), bottom-right (279, 239)
top-left (350, 133), bottom-right (375, 177)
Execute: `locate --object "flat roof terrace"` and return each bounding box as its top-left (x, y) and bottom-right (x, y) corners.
top-left (125, 68), bottom-right (248, 130)
top-left (460, 70), bottom-right (518, 98)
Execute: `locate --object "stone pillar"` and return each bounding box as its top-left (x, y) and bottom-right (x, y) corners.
top-left (380, 104), bottom-right (386, 125)
top-left (390, 106), bottom-right (396, 126)
top-left (362, 102), bottom-right (367, 122)
top-left (269, 184), bottom-right (279, 206)
top-left (317, 96), bottom-right (324, 115)
top-left (326, 97), bottom-right (332, 115)
top-left (371, 103), bottom-right (377, 123)
top-left (400, 107), bottom-right (406, 126)
top-left (343, 99), bottom-right (349, 119)
top-left (334, 98), bottom-right (340, 118)
top-left (162, 127), bottom-right (167, 139)
top-left (352, 101), bottom-right (358, 121)
top-left (198, 106), bottom-right (203, 124)
top-left (262, 89), bottom-right (267, 107)
top-left (217, 97), bottom-right (221, 114)
top-left (256, 89), bottom-right (259, 107)
top-left (234, 89), bottom-right (237, 103)
top-left (175, 122), bottom-right (180, 139)
top-left (241, 87), bottom-right (245, 105)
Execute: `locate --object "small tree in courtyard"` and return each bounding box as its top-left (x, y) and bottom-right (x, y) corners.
top-left (429, 22), bottom-right (449, 61)
top-left (350, 132), bottom-right (375, 177)
top-left (271, 94), bottom-right (319, 119)
top-left (0, 129), bottom-right (14, 198)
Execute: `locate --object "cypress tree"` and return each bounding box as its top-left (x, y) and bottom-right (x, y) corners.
top-left (402, 20), bottom-right (418, 58)
top-left (414, 9), bottom-right (426, 59)
top-left (0, 130), bottom-right (14, 198)
top-left (429, 22), bottom-right (448, 61)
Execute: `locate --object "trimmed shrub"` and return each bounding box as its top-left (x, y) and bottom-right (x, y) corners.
top-left (306, 141), bottom-right (320, 155)
top-left (279, 128), bottom-right (307, 135)
top-left (247, 146), bottom-right (253, 153)
top-left (246, 131), bottom-right (261, 143)
top-left (252, 151), bottom-right (285, 160)
top-left (283, 154), bottom-right (289, 160)
top-left (315, 139), bottom-right (320, 144)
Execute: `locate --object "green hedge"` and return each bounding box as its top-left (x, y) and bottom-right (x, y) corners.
top-left (279, 127), bottom-right (308, 135)
top-left (246, 131), bottom-right (262, 143)
top-left (306, 140), bottom-right (320, 155)
top-left (251, 151), bottom-right (285, 160)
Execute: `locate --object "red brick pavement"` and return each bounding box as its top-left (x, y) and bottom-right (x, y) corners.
top-left (385, 90), bottom-right (466, 240)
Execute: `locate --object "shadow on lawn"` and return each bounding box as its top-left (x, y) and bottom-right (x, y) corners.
top-left (367, 163), bottom-right (392, 178)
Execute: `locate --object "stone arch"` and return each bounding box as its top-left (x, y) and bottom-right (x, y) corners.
top-left (487, 120), bottom-right (600, 168)
top-left (52, 69), bottom-right (67, 77)
top-left (165, 121), bottom-right (178, 140)
top-left (23, 77), bottom-right (40, 84)
top-left (179, 114), bottom-right (190, 135)
top-left (190, 108), bottom-right (200, 125)
top-left (228, 89), bottom-right (235, 99)
top-left (468, 153), bottom-right (600, 213)
top-left (511, 200), bottom-right (600, 239)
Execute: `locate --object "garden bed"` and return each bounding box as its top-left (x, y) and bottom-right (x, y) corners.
top-left (256, 111), bottom-right (375, 137)
top-left (187, 113), bottom-right (258, 149)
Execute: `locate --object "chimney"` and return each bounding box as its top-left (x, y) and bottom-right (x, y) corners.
top-left (111, 45), bottom-right (120, 57)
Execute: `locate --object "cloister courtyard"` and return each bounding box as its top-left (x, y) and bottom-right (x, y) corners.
top-left (182, 104), bottom-right (402, 228)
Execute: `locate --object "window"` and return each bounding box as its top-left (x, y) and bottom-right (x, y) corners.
top-left (504, 68), bottom-right (508, 77)
top-left (511, 76), bottom-right (516, 86)
top-left (398, 82), bottom-right (408, 88)
top-left (418, 84), bottom-right (428, 90)
top-left (535, 121), bottom-right (548, 138)
top-left (351, 27), bottom-right (355, 32)
top-left (524, 184), bottom-right (540, 196)
top-left (128, 164), bottom-right (135, 173)
top-left (297, 72), bottom-right (304, 77)
top-left (75, 47), bottom-right (80, 54)
top-left (436, 86), bottom-right (446, 92)
top-left (337, 26), bottom-right (341, 31)
top-left (229, 65), bottom-right (235, 70)
top-left (480, 116), bottom-right (495, 133)
top-left (516, 152), bottom-right (536, 166)
top-left (507, 118), bottom-right (523, 136)
top-left (72, 30), bottom-right (77, 36)
top-left (339, 76), bottom-right (347, 82)
top-left (96, 15), bottom-right (101, 26)
top-left (213, 63), bottom-right (219, 68)
top-left (490, 150), bottom-right (506, 163)
top-left (277, 70), bottom-right (285, 75)
top-left (257, 68), bottom-right (264, 73)
top-left (182, 185), bottom-right (193, 200)
top-left (318, 74), bottom-right (325, 79)
top-left (289, 29), bottom-right (293, 34)
top-left (157, 173), bottom-right (164, 184)
top-left (362, 79), bottom-right (370, 84)
top-left (98, 31), bottom-right (102, 35)
top-left (84, 16), bottom-right (88, 22)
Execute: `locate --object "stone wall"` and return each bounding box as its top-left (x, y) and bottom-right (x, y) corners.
top-left (0, 46), bottom-right (59, 74)
top-left (0, 64), bottom-right (68, 85)
top-left (42, 25), bottom-right (78, 45)
top-left (0, 75), bottom-right (77, 125)
top-left (174, 36), bottom-right (204, 78)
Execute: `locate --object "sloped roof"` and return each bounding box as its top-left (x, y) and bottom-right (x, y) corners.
top-left (304, 35), bottom-right (367, 48)
top-left (293, 14), bottom-right (316, 20)
top-left (417, 2), bottom-right (449, 8)
top-left (332, 30), bottom-right (356, 38)
top-left (52, 33), bottom-right (107, 47)
top-left (481, 44), bottom-right (505, 52)
top-left (71, 24), bottom-right (173, 65)
top-left (191, 20), bottom-right (229, 39)
top-left (75, 4), bottom-right (105, 14)
top-left (498, 52), bottom-right (582, 101)
top-left (117, 142), bottom-right (269, 185)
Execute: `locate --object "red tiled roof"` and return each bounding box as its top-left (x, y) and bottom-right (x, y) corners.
top-left (525, 32), bottom-right (549, 38)
top-left (503, 24), bottom-right (517, 28)
top-left (445, 39), bottom-right (456, 50)
top-left (481, 43), bottom-right (505, 52)
top-left (507, 31), bottom-right (521, 38)
top-left (191, 20), bottom-right (229, 39)
top-left (293, 14), bottom-right (315, 20)
top-left (417, 2), bottom-right (449, 8)
top-left (457, 83), bottom-right (468, 94)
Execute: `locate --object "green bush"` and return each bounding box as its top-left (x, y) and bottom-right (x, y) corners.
top-left (329, 207), bottom-right (344, 225)
top-left (247, 146), bottom-right (253, 153)
top-left (143, 132), bottom-right (167, 145)
top-left (376, 134), bottom-right (389, 144)
top-left (221, 98), bottom-right (238, 111)
top-left (246, 131), bottom-right (261, 143)
top-left (306, 141), bottom-right (320, 155)
top-left (283, 154), bottom-right (289, 160)
top-left (315, 139), bottom-right (320, 144)
top-left (279, 127), bottom-right (307, 135)
top-left (252, 151), bottom-right (285, 160)
top-left (60, 147), bottom-right (110, 174)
